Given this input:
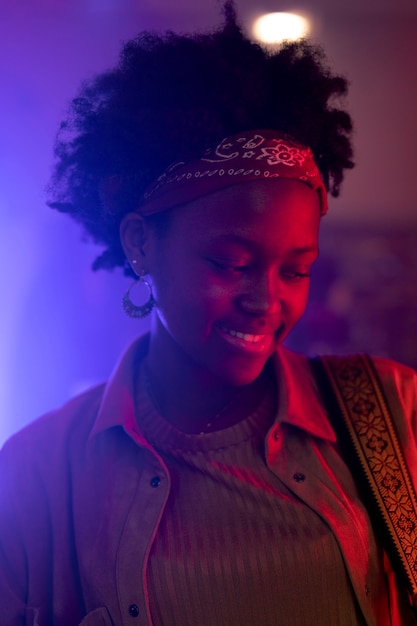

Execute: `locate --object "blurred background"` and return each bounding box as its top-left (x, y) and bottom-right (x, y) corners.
top-left (1, 0), bottom-right (416, 445)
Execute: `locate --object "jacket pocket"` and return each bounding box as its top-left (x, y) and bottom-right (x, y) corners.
top-left (78, 607), bottom-right (114, 626)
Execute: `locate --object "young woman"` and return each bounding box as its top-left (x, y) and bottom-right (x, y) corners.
top-left (1, 3), bottom-right (416, 625)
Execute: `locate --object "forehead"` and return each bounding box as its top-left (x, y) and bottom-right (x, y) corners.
top-left (168, 178), bottom-right (321, 251)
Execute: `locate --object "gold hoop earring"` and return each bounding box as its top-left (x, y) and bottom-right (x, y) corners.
top-left (122, 271), bottom-right (155, 319)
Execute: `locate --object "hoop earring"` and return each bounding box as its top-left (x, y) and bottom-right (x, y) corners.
top-left (122, 272), bottom-right (155, 319)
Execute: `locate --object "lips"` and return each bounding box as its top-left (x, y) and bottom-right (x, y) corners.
top-left (216, 325), bottom-right (276, 354)
top-left (220, 327), bottom-right (267, 342)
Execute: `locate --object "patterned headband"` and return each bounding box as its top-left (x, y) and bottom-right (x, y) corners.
top-left (138, 130), bottom-right (328, 216)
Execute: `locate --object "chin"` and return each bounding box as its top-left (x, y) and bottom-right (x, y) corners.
top-left (213, 357), bottom-right (270, 388)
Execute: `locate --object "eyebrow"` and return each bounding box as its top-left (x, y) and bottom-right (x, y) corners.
top-left (288, 245), bottom-right (320, 256)
top-left (206, 234), bottom-right (319, 256)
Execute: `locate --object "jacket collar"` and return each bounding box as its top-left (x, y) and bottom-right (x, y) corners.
top-left (90, 334), bottom-right (336, 443)
top-left (272, 347), bottom-right (336, 441)
top-left (89, 334), bottom-right (150, 442)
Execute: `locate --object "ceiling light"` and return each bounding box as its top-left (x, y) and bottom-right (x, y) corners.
top-left (252, 12), bottom-right (310, 44)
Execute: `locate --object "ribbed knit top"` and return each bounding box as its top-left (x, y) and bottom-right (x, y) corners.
top-left (137, 368), bottom-right (367, 626)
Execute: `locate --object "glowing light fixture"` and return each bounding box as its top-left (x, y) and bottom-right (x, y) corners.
top-left (252, 12), bottom-right (310, 44)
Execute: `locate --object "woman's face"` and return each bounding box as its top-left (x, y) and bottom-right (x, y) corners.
top-left (126, 178), bottom-right (320, 387)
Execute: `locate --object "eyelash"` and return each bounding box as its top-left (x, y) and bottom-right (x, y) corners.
top-left (209, 260), bottom-right (311, 280)
top-left (282, 270), bottom-right (311, 281)
top-left (210, 259), bottom-right (248, 272)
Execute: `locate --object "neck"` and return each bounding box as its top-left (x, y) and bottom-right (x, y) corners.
top-left (143, 327), bottom-right (273, 433)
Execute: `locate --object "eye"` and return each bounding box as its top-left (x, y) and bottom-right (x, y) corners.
top-left (281, 268), bottom-right (311, 282)
top-left (209, 258), bottom-right (250, 273)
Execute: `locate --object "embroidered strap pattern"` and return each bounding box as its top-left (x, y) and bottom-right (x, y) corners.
top-left (317, 354), bottom-right (417, 598)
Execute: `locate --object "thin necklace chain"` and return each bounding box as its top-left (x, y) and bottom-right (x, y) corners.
top-left (142, 366), bottom-right (243, 435)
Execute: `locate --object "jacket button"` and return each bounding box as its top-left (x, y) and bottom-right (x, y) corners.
top-left (128, 604), bottom-right (139, 617)
top-left (293, 472), bottom-right (306, 483)
top-left (150, 476), bottom-right (161, 488)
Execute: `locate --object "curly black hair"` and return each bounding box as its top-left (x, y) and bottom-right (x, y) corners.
top-left (48, 1), bottom-right (354, 275)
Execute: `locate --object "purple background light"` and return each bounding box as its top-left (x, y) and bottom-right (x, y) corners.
top-left (1, 0), bottom-right (416, 445)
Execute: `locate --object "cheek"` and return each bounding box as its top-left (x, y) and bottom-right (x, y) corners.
top-left (285, 284), bottom-right (311, 321)
top-left (152, 268), bottom-right (232, 334)
top-left (184, 282), bottom-right (234, 330)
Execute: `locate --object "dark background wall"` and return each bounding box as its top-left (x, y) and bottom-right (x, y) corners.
top-left (286, 222), bottom-right (417, 368)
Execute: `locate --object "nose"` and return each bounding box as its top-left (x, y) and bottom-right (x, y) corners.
top-left (237, 271), bottom-right (281, 318)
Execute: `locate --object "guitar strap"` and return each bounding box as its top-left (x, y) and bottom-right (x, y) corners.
top-left (309, 353), bottom-right (417, 609)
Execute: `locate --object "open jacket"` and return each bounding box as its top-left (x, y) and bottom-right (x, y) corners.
top-left (1, 334), bottom-right (417, 625)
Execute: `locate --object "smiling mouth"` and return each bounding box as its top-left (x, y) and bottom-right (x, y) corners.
top-left (219, 327), bottom-right (269, 343)
top-left (216, 325), bottom-right (276, 353)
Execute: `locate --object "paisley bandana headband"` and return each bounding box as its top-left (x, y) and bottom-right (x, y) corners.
top-left (139, 129), bottom-right (328, 216)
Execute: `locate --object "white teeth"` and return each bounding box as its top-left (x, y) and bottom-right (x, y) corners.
top-left (221, 327), bottom-right (264, 343)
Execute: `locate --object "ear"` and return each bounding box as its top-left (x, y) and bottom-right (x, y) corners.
top-left (119, 212), bottom-right (151, 276)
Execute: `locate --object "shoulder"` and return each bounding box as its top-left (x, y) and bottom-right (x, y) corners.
top-left (279, 345), bottom-right (417, 384)
top-left (279, 346), bottom-right (417, 430)
top-left (369, 355), bottom-right (417, 442)
top-left (0, 383), bottom-right (110, 556)
top-left (309, 351), bottom-right (417, 468)
top-left (326, 354), bottom-right (417, 422)
top-left (0, 383), bottom-right (106, 477)
top-left (370, 355), bottom-right (417, 393)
